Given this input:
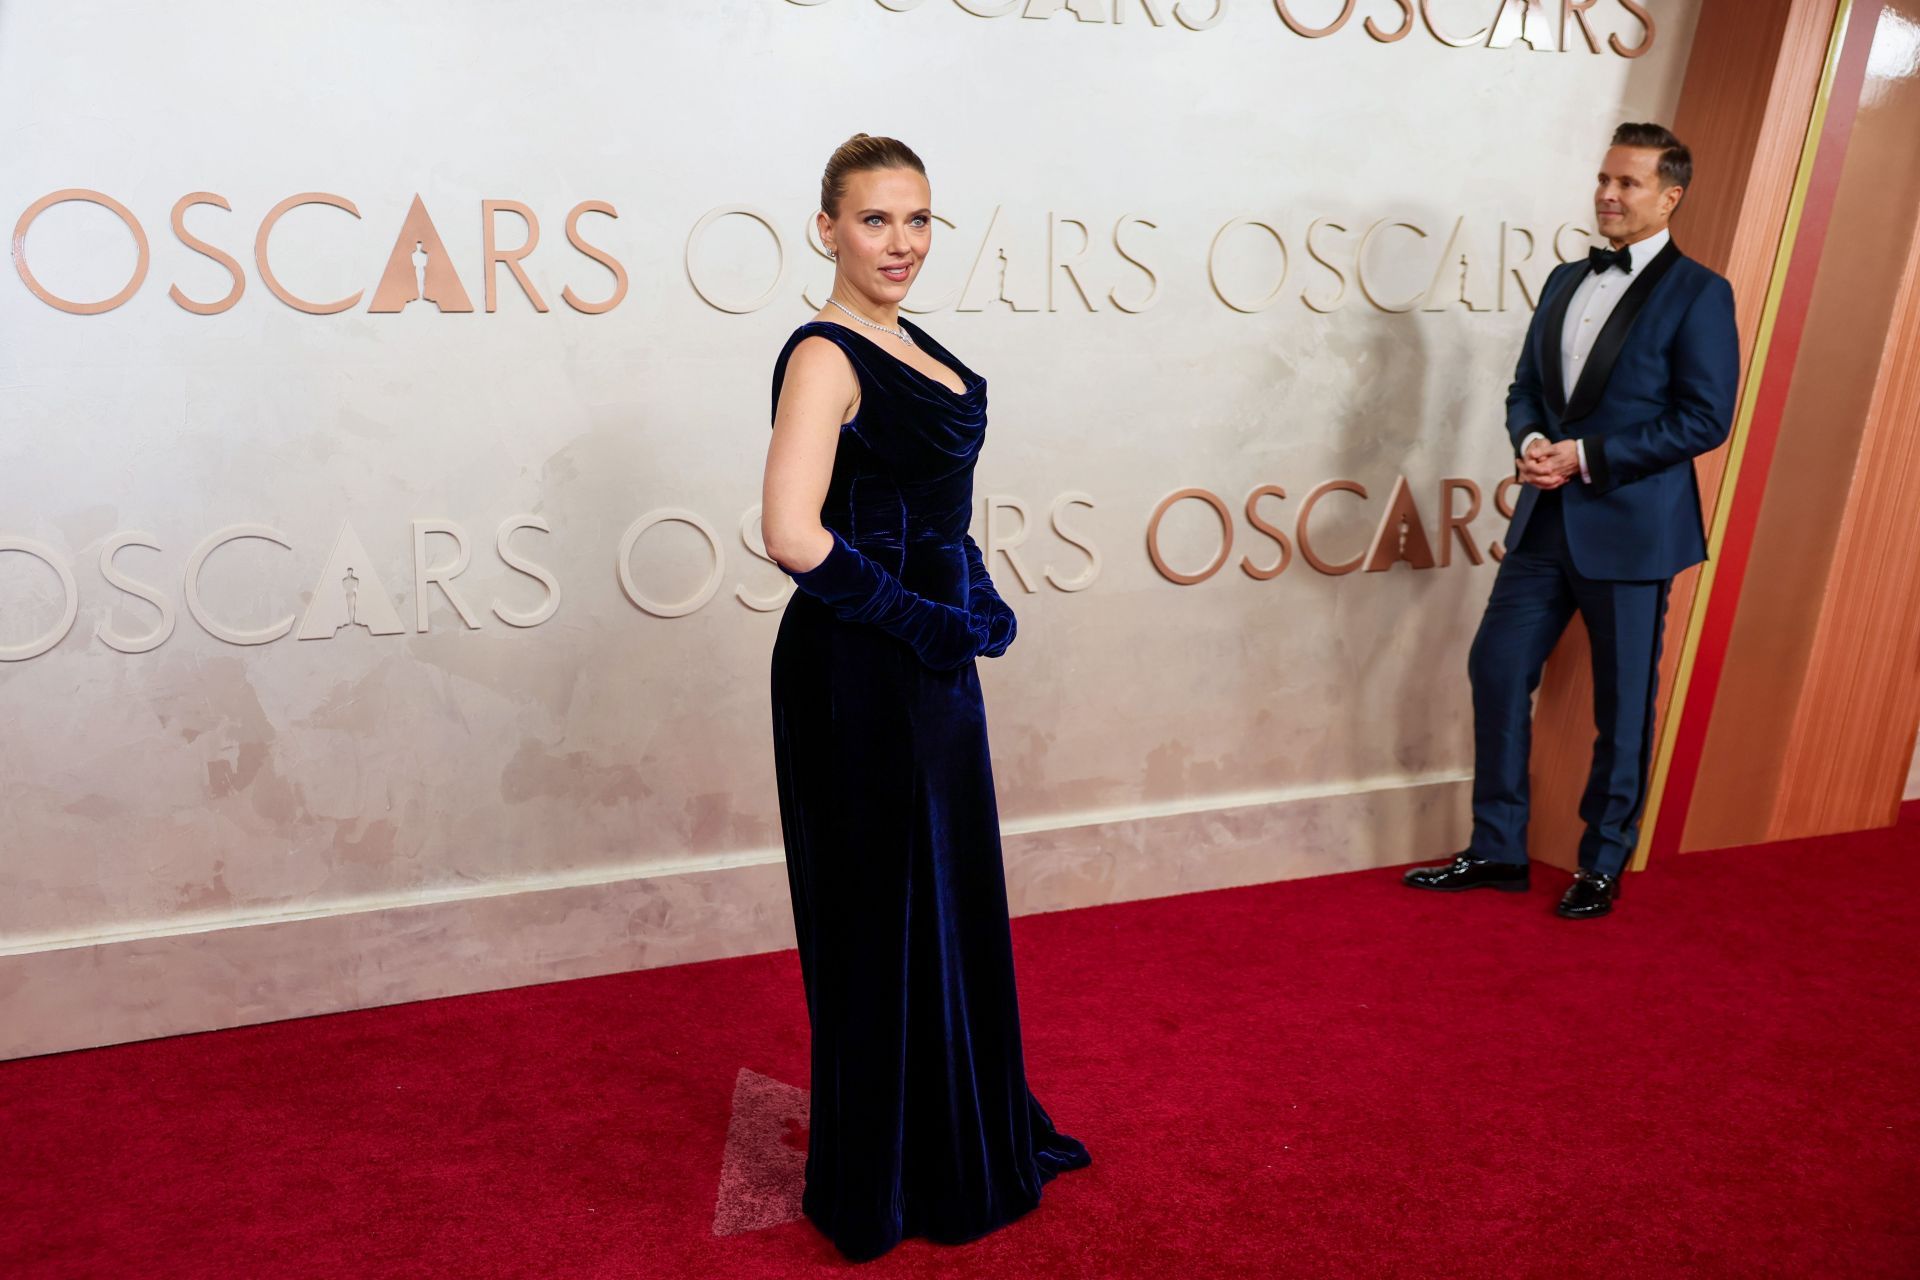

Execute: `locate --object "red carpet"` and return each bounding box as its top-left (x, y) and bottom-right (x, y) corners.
top-left (6, 805), bottom-right (1918, 1278)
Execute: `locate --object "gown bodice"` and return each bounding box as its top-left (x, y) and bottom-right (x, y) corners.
top-left (771, 319), bottom-right (987, 606)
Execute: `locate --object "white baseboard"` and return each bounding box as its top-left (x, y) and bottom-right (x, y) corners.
top-left (0, 774), bottom-right (1469, 1060)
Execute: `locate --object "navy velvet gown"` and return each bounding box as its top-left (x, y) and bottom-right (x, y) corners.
top-left (768, 319), bottom-right (1090, 1262)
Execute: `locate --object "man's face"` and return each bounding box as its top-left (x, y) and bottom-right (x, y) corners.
top-left (1594, 145), bottom-right (1683, 246)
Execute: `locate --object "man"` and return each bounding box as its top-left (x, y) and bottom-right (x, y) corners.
top-left (1403, 123), bottom-right (1740, 919)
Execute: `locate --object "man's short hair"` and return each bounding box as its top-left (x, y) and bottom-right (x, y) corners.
top-left (1612, 122), bottom-right (1693, 191)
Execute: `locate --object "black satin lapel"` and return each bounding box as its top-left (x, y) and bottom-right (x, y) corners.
top-left (1538, 265), bottom-right (1580, 417)
top-left (1563, 240), bottom-right (1683, 423)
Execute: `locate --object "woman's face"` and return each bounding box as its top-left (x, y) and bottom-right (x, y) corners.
top-left (821, 167), bottom-right (933, 309)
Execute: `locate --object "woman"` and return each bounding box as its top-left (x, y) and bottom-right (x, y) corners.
top-left (760, 134), bottom-right (1090, 1263)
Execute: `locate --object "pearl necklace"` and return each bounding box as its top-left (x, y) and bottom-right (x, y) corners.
top-left (827, 296), bottom-right (915, 348)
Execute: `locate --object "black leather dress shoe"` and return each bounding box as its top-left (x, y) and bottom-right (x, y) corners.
top-left (1402, 853), bottom-right (1530, 893)
top-left (1556, 870), bottom-right (1620, 919)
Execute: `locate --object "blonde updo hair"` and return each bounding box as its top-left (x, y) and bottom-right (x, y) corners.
top-left (820, 133), bottom-right (928, 218)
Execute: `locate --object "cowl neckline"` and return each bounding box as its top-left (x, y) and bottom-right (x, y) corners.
top-left (787, 318), bottom-right (989, 466)
top-left (799, 320), bottom-right (985, 403)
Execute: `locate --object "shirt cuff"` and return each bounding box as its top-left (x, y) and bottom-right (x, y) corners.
top-left (1576, 439), bottom-right (1591, 484)
top-left (1519, 431), bottom-right (1549, 459)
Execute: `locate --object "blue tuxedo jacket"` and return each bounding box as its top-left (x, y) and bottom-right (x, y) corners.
top-left (1503, 241), bottom-right (1741, 581)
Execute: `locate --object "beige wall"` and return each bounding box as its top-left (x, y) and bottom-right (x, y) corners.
top-left (0, 0), bottom-right (1702, 1058)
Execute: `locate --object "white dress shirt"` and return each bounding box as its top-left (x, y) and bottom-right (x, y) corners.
top-left (1521, 228), bottom-right (1671, 484)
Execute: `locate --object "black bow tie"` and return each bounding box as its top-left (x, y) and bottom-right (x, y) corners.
top-left (1588, 245), bottom-right (1634, 276)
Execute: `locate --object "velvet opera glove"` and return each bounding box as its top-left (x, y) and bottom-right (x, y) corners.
top-left (789, 531), bottom-right (991, 671)
top-left (962, 534), bottom-right (1017, 659)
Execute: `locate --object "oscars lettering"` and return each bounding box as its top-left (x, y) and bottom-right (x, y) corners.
top-left (781, 0), bottom-right (1657, 58)
top-left (12, 189), bottom-right (1593, 319)
top-left (0, 477), bottom-right (1522, 662)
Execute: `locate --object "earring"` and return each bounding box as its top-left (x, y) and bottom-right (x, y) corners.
top-left (827, 249), bottom-right (837, 261)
